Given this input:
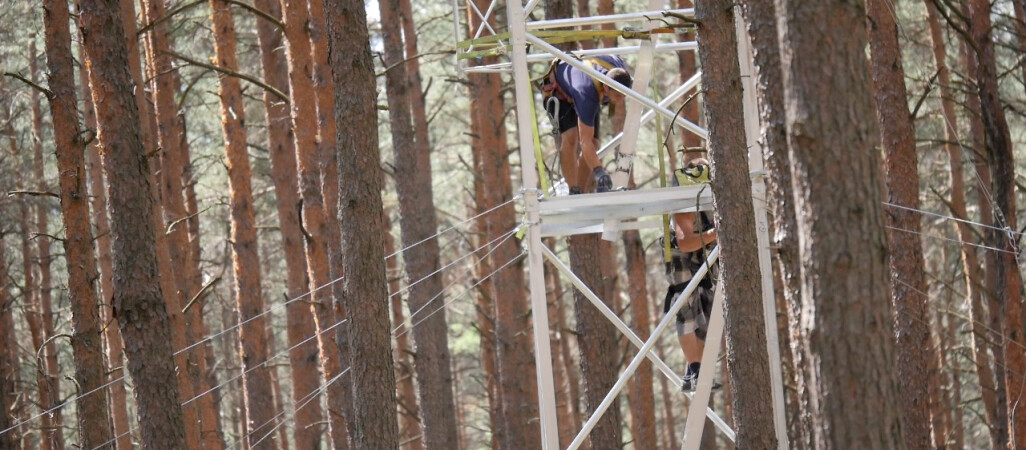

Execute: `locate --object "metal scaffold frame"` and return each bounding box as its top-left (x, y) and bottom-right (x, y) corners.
top-left (456, 1), bottom-right (787, 448)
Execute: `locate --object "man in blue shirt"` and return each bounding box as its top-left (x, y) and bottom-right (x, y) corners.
top-left (543, 55), bottom-right (632, 193)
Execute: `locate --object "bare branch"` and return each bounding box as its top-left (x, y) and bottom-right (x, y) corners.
top-left (163, 49), bottom-right (288, 102)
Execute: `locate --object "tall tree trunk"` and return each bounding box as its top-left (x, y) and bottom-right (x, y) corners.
top-left (865, 0), bottom-right (934, 447)
top-left (40, 0), bottom-right (113, 445)
top-left (384, 212), bottom-right (425, 450)
top-left (957, 5), bottom-right (1008, 444)
top-left (568, 234), bottom-right (622, 449)
top-left (326, 0), bottom-right (401, 446)
top-left (79, 36), bottom-right (133, 450)
top-left (135, 1), bottom-right (204, 445)
top-left (277, 2), bottom-right (350, 446)
top-left (0, 225), bottom-right (16, 450)
top-left (27, 43), bottom-right (65, 450)
top-left (77, 0), bottom-right (188, 445)
top-left (207, 0), bottom-right (278, 446)
top-left (251, 0), bottom-right (326, 447)
top-left (923, 4), bottom-right (1000, 447)
top-left (623, 230), bottom-right (656, 449)
top-left (739, 1), bottom-right (805, 445)
top-left (967, 0), bottom-right (1026, 445)
top-left (775, 1), bottom-right (905, 447)
top-left (465, 1), bottom-right (540, 447)
top-left (378, 0), bottom-right (460, 447)
top-left (695, 1), bottom-right (777, 445)
top-left (305, 0), bottom-right (353, 443)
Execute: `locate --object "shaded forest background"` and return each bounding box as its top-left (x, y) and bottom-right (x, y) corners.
top-left (0, 0), bottom-right (1025, 448)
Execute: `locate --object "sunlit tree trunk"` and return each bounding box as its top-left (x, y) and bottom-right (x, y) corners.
top-left (77, 0), bottom-right (188, 445)
top-left (967, 0), bottom-right (1026, 445)
top-left (251, 0), bottom-right (326, 447)
top-left (207, 0), bottom-right (278, 446)
top-left (306, 1), bottom-right (353, 443)
top-left (922, 3), bottom-right (995, 447)
top-left (79, 35), bottom-right (133, 449)
top-left (41, 0), bottom-right (113, 445)
top-left (464, 0), bottom-right (540, 447)
top-left (378, 0), bottom-right (460, 447)
top-left (776, 0), bottom-right (905, 447)
top-left (865, 0), bottom-right (933, 447)
top-left (26, 43), bottom-right (65, 450)
top-left (277, 1), bottom-right (350, 445)
top-left (327, 0), bottom-right (402, 445)
top-left (135, 1), bottom-right (203, 445)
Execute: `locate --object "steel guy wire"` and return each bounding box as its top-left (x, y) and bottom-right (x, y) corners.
top-left (239, 366), bottom-right (351, 450)
top-left (884, 201), bottom-right (1026, 238)
top-left (240, 250), bottom-right (527, 447)
top-left (885, 225), bottom-right (1017, 255)
top-left (398, 227), bottom-right (519, 330)
top-left (389, 226), bottom-right (518, 302)
top-left (399, 250), bottom-right (526, 339)
top-left (385, 195), bottom-right (518, 260)
top-left (0, 199), bottom-right (520, 436)
top-left (182, 317), bottom-right (349, 407)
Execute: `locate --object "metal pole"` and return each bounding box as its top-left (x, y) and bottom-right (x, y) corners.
top-left (568, 248), bottom-right (725, 450)
top-left (735, 11), bottom-right (789, 448)
top-left (506, 1), bottom-right (559, 448)
top-left (599, 72), bottom-right (700, 158)
top-left (541, 245), bottom-right (736, 439)
top-left (527, 8), bottom-right (694, 30)
top-left (681, 284), bottom-right (726, 450)
top-left (459, 42), bottom-right (699, 72)
top-left (610, 0), bottom-right (663, 190)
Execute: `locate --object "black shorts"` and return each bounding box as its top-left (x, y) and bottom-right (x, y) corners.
top-left (544, 96), bottom-right (600, 138)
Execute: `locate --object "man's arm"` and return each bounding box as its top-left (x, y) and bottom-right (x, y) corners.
top-left (672, 211), bottom-right (717, 252)
top-left (577, 120), bottom-right (600, 171)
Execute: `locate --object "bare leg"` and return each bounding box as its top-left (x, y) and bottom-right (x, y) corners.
top-left (678, 332), bottom-right (703, 365)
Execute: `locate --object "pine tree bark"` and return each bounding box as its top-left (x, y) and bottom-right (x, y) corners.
top-left (251, 0), bottom-right (326, 447)
top-left (738, 1), bottom-right (805, 446)
top-left (0, 232), bottom-right (16, 450)
top-left (278, 0), bottom-right (350, 444)
top-left (775, 1), bottom-right (905, 447)
top-left (623, 230), bottom-right (656, 449)
top-left (326, 0), bottom-right (401, 445)
top-left (40, 0), bottom-right (113, 445)
top-left (966, 0), bottom-right (1026, 445)
top-left (77, 0), bottom-right (188, 445)
top-left (207, 0), bottom-right (278, 446)
top-left (27, 43), bottom-right (65, 450)
top-left (79, 36), bottom-right (133, 449)
top-left (864, 0), bottom-right (934, 447)
top-left (923, 3), bottom-right (1000, 447)
top-left (378, 0), bottom-right (460, 447)
top-left (384, 212), bottom-right (425, 450)
top-left (568, 234), bottom-right (622, 449)
top-left (695, 1), bottom-right (777, 446)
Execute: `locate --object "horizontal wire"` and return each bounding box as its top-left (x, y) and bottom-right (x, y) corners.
top-left (238, 249), bottom-right (527, 447)
top-left (1, 201), bottom-right (518, 437)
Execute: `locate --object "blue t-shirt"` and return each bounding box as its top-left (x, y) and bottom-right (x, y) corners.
top-left (554, 55), bottom-right (627, 127)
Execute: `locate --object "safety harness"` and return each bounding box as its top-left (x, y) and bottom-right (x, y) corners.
top-left (538, 57), bottom-right (616, 104)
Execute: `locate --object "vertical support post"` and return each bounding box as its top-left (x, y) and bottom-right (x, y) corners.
top-left (681, 281), bottom-right (726, 450)
top-left (610, 0), bottom-right (668, 192)
top-left (735, 9), bottom-right (789, 449)
top-left (507, 1), bottom-right (560, 448)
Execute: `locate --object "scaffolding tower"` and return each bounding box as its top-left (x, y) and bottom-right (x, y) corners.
top-left (456, 1), bottom-right (787, 448)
